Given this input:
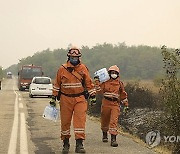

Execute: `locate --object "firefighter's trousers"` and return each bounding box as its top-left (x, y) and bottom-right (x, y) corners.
top-left (101, 98), bottom-right (120, 135)
top-left (60, 95), bottom-right (87, 140)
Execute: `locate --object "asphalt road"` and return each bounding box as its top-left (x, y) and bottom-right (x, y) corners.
top-left (0, 78), bottom-right (157, 154)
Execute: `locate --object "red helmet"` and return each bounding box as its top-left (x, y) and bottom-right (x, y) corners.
top-left (108, 65), bottom-right (120, 74)
top-left (67, 46), bottom-right (82, 57)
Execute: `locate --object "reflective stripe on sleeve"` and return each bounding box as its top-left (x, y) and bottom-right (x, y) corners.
top-left (88, 88), bottom-right (96, 95)
top-left (95, 86), bottom-right (101, 92)
top-left (122, 98), bottom-right (128, 102)
top-left (53, 86), bottom-right (60, 92)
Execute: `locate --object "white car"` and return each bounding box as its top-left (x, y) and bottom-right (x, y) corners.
top-left (29, 76), bottom-right (53, 98)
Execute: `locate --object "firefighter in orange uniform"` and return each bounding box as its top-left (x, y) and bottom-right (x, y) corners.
top-left (0, 79), bottom-right (1, 90)
top-left (50, 46), bottom-right (96, 153)
top-left (94, 65), bottom-right (128, 147)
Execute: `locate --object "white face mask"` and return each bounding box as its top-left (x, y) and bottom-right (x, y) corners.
top-left (110, 74), bottom-right (118, 79)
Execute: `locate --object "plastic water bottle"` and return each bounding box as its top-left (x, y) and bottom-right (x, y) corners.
top-left (42, 105), bottom-right (59, 122)
top-left (94, 68), bottom-right (110, 83)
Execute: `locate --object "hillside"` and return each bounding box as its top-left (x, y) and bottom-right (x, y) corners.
top-left (6, 43), bottom-right (165, 80)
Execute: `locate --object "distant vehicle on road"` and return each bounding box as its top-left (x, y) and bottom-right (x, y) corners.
top-left (29, 76), bottom-right (52, 98)
top-left (7, 72), bottom-right (12, 79)
top-left (18, 64), bottom-right (43, 91)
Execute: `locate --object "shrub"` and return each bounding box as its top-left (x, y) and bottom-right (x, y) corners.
top-left (160, 46), bottom-right (180, 153)
top-left (125, 82), bottom-right (157, 109)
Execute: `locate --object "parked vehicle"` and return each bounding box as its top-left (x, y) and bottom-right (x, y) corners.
top-left (7, 72), bottom-right (12, 79)
top-left (18, 64), bottom-right (43, 91)
top-left (29, 76), bottom-right (52, 98)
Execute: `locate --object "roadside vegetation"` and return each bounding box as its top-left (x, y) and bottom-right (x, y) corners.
top-left (0, 66), bottom-right (5, 79)
top-left (159, 46), bottom-right (180, 153)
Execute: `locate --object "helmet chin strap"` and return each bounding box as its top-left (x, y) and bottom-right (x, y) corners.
top-left (67, 56), bottom-right (70, 61)
top-left (111, 76), bottom-right (119, 80)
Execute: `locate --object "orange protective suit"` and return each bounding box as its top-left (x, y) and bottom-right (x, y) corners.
top-left (95, 78), bottom-right (127, 135)
top-left (52, 61), bottom-right (96, 140)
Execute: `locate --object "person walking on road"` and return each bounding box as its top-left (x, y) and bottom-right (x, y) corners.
top-left (0, 79), bottom-right (2, 90)
top-left (50, 46), bottom-right (96, 153)
top-left (94, 65), bottom-right (128, 147)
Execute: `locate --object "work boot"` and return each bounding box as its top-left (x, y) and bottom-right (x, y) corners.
top-left (102, 132), bottom-right (108, 142)
top-left (62, 138), bottom-right (70, 154)
top-left (75, 139), bottom-right (86, 153)
top-left (111, 134), bottom-right (118, 147)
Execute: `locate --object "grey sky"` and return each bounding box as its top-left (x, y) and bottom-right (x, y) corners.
top-left (0, 0), bottom-right (180, 68)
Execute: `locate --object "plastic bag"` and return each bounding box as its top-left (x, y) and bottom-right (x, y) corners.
top-left (42, 105), bottom-right (59, 122)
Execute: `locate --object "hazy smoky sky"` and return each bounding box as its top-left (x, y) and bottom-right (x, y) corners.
top-left (0, 0), bottom-right (180, 68)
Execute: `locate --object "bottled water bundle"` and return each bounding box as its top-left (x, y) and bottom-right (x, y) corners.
top-left (94, 68), bottom-right (110, 83)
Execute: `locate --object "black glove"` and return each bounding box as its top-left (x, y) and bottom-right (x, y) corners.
top-left (94, 76), bottom-right (100, 81)
top-left (89, 95), bottom-right (96, 106)
top-left (49, 95), bottom-right (56, 107)
top-left (123, 106), bottom-right (129, 113)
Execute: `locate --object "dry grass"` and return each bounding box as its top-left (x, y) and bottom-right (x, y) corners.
top-left (153, 146), bottom-right (172, 154)
top-left (118, 126), bottom-right (172, 154)
top-left (123, 79), bottom-right (160, 93)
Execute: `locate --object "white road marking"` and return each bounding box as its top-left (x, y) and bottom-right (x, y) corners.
top-left (20, 112), bottom-right (28, 154)
top-left (19, 103), bottom-right (23, 109)
top-left (8, 88), bottom-right (19, 154)
top-left (8, 88), bottom-right (28, 154)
